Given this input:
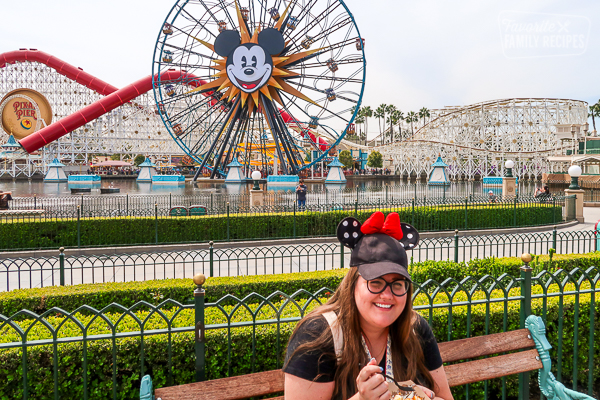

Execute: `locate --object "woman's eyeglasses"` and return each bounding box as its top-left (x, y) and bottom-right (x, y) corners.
top-left (367, 278), bottom-right (409, 297)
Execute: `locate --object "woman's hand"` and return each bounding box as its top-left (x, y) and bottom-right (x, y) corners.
top-left (355, 358), bottom-right (390, 400)
top-left (414, 384), bottom-right (435, 399)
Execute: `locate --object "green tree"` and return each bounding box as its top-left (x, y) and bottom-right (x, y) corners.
top-left (406, 111), bottom-right (418, 135)
top-left (367, 151), bottom-right (383, 169)
top-left (419, 107), bottom-right (430, 126)
top-left (134, 155), bottom-right (146, 166)
top-left (338, 150), bottom-right (354, 169)
top-left (362, 106), bottom-right (373, 140)
top-left (589, 101), bottom-right (600, 132)
top-left (110, 154), bottom-right (121, 161)
top-left (389, 109), bottom-right (403, 141)
top-left (374, 104), bottom-right (387, 137)
top-left (385, 104), bottom-right (397, 143)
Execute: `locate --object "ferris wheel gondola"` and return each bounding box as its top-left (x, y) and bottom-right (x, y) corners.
top-left (152, 0), bottom-right (365, 179)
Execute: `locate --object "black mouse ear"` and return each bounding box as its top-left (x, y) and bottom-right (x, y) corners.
top-left (398, 223), bottom-right (419, 251)
top-left (214, 30), bottom-right (241, 57)
top-left (337, 217), bottom-right (363, 249)
top-left (258, 28), bottom-right (285, 55)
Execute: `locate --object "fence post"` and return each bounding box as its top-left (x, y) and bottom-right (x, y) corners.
top-left (552, 226), bottom-right (557, 250)
top-left (59, 247), bottom-right (65, 286)
top-left (193, 273), bottom-right (206, 382)
top-left (464, 197), bottom-right (468, 230)
top-left (553, 197), bottom-right (556, 224)
top-left (77, 206), bottom-right (81, 248)
top-left (411, 197), bottom-right (415, 226)
top-left (354, 200), bottom-right (358, 218)
top-left (226, 202), bottom-right (230, 241)
top-left (169, 192), bottom-right (172, 210)
top-left (126, 194), bottom-right (129, 216)
top-left (210, 193), bottom-right (213, 213)
top-left (34, 194), bottom-right (37, 210)
top-left (293, 202), bottom-right (297, 238)
top-left (340, 243), bottom-right (344, 269)
top-left (385, 184), bottom-right (388, 204)
top-left (518, 253), bottom-right (533, 400)
top-left (356, 185), bottom-right (359, 204)
top-left (209, 241), bottom-right (214, 277)
top-left (454, 230), bottom-right (459, 263)
top-left (513, 197), bottom-right (517, 227)
top-left (155, 203), bottom-right (158, 244)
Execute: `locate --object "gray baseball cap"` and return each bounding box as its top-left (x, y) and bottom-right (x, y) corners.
top-left (350, 233), bottom-right (411, 282)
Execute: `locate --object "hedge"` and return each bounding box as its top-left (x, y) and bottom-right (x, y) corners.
top-left (0, 282), bottom-right (597, 399)
top-left (3, 252), bottom-right (599, 316)
top-left (0, 202), bottom-right (562, 250)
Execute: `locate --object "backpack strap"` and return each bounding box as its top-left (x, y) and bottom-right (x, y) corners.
top-left (323, 311), bottom-right (343, 361)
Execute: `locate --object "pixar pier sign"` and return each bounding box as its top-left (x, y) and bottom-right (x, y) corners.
top-left (0, 88), bottom-right (52, 140)
top-left (13, 101), bottom-right (39, 122)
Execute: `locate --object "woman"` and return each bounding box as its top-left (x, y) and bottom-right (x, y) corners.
top-left (284, 212), bottom-right (453, 400)
top-left (534, 185), bottom-right (551, 199)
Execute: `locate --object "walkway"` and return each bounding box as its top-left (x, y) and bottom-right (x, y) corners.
top-left (1, 211), bottom-right (597, 291)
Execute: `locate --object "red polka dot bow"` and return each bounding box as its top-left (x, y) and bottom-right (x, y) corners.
top-left (360, 211), bottom-right (403, 240)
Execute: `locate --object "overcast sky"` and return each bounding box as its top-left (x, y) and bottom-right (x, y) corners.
top-left (1, 0), bottom-right (598, 137)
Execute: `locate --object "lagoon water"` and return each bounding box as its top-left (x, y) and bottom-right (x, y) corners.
top-left (1, 178), bottom-right (544, 199)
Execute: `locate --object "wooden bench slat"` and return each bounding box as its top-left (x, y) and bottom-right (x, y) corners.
top-left (153, 331), bottom-right (541, 399)
top-left (445, 349), bottom-right (542, 387)
top-left (439, 329), bottom-right (534, 363)
top-left (155, 370), bottom-right (284, 400)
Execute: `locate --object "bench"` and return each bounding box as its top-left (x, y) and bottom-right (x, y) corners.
top-left (169, 205), bottom-right (208, 216)
top-left (140, 315), bottom-right (594, 400)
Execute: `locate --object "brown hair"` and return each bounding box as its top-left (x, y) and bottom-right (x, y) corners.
top-left (285, 268), bottom-right (435, 399)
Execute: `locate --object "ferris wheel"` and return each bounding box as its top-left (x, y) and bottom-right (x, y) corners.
top-left (152, 0), bottom-right (366, 179)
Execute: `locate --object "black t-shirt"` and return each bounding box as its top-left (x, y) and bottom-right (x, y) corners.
top-left (0, 194), bottom-right (12, 210)
top-left (296, 184), bottom-right (307, 201)
top-left (283, 313), bottom-right (442, 383)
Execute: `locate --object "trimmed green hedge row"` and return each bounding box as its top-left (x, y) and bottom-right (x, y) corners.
top-left (0, 202), bottom-right (562, 250)
top-left (3, 252), bottom-right (599, 316)
top-left (0, 282), bottom-right (597, 399)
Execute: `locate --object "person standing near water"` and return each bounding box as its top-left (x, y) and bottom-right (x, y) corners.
top-left (296, 179), bottom-right (308, 211)
top-left (0, 191), bottom-right (12, 210)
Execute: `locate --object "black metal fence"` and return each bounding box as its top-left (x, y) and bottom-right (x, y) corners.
top-left (1, 228), bottom-right (595, 292)
top-left (0, 266), bottom-right (597, 399)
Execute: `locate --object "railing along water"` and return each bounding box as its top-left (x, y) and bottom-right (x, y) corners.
top-left (0, 195), bottom-right (576, 251)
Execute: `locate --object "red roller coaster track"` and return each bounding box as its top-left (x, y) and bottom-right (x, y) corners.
top-left (0, 49), bottom-right (325, 154)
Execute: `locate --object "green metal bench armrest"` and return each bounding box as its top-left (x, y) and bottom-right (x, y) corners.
top-left (140, 375), bottom-right (153, 400)
top-left (525, 315), bottom-right (595, 400)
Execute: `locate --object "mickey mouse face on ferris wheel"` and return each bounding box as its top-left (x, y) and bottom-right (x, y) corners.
top-left (215, 28), bottom-right (285, 93)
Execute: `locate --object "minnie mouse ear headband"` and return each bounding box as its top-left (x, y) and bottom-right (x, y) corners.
top-left (337, 212), bottom-right (420, 282)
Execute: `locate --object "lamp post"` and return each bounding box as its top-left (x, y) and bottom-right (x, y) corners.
top-left (251, 170), bottom-right (261, 191)
top-left (568, 164), bottom-right (582, 190)
top-left (504, 160), bottom-right (514, 177)
top-left (583, 122), bottom-right (589, 155)
top-left (570, 124), bottom-right (576, 156)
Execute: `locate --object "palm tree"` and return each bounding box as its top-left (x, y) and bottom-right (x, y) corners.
top-left (590, 102), bottom-right (600, 133)
top-left (419, 107), bottom-right (430, 127)
top-left (385, 104), bottom-right (397, 143)
top-left (394, 110), bottom-right (404, 141)
top-left (362, 106), bottom-right (373, 141)
top-left (374, 104), bottom-right (387, 140)
top-left (388, 109), bottom-right (403, 141)
top-left (354, 113), bottom-right (365, 139)
top-left (406, 111), bottom-right (418, 135)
